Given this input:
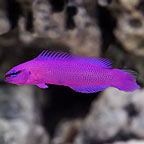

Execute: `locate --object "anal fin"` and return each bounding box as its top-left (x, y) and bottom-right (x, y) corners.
top-left (70, 85), bottom-right (109, 93)
top-left (36, 83), bottom-right (48, 88)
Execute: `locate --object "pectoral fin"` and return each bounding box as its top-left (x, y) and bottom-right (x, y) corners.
top-left (36, 83), bottom-right (48, 88)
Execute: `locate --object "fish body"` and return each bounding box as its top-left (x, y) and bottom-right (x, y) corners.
top-left (5, 50), bottom-right (140, 93)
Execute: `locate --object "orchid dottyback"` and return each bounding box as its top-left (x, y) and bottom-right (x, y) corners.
top-left (4, 50), bottom-right (140, 93)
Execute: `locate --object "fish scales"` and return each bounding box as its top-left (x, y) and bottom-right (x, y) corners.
top-left (4, 50), bottom-right (140, 93)
top-left (35, 60), bottom-right (113, 85)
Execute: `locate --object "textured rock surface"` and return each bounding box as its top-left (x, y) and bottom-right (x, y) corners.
top-left (0, 0), bottom-right (10, 35)
top-left (52, 119), bottom-right (81, 144)
top-left (0, 12), bottom-right (10, 35)
top-left (0, 85), bottom-right (49, 144)
top-left (73, 88), bottom-right (129, 143)
top-left (82, 89), bottom-right (129, 141)
top-left (31, 0), bottom-right (101, 56)
top-left (98, 0), bottom-right (144, 56)
top-left (113, 140), bottom-right (144, 144)
top-left (72, 88), bottom-right (144, 143)
top-left (129, 90), bottom-right (144, 138)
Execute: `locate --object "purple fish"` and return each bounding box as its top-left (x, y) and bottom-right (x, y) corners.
top-left (4, 50), bottom-right (140, 93)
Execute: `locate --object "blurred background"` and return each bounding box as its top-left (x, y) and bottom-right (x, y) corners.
top-left (0, 0), bottom-right (144, 144)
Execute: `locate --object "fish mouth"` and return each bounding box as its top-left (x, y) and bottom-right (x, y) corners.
top-left (4, 76), bottom-right (13, 83)
top-left (4, 73), bottom-right (13, 83)
top-left (4, 77), bottom-right (10, 83)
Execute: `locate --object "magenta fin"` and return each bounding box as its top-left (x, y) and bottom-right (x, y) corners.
top-left (113, 69), bottom-right (140, 92)
top-left (122, 69), bottom-right (137, 79)
top-left (34, 50), bottom-right (112, 68)
top-left (70, 85), bottom-right (109, 93)
top-left (36, 83), bottom-right (48, 88)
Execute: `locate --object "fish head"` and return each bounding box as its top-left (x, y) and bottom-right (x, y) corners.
top-left (4, 63), bottom-right (31, 85)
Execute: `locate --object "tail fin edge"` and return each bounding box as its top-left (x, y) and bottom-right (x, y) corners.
top-left (112, 69), bottom-right (140, 92)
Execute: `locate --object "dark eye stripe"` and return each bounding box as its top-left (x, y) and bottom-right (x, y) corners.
top-left (5, 70), bottom-right (22, 78)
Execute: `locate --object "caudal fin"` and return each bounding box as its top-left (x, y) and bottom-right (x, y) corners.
top-left (112, 69), bottom-right (140, 92)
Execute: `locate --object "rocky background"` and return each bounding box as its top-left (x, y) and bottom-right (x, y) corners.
top-left (0, 0), bottom-right (144, 144)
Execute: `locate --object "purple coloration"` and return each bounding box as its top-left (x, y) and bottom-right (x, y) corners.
top-left (35, 50), bottom-right (112, 68)
top-left (4, 50), bottom-right (140, 93)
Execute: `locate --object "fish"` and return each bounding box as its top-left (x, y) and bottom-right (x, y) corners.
top-left (4, 50), bottom-right (140, 93)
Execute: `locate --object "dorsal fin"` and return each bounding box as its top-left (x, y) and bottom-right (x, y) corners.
top-left (34, 50), bottom-right (112, 68)
top-left (35, 50), bottom-right (74, 61)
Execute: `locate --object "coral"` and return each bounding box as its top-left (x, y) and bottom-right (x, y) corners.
top-left (0, 0), bottom-right (10, 35)
top-left (0, 85), bottom-right (49, 144)
top-left (98, 0), bottom-right (144, 56)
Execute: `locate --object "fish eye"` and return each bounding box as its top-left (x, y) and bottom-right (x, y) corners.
top-left (5, 70), bottom-right (22, 78)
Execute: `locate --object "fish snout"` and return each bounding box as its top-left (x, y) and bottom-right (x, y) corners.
top-left (4, 76), bottom-right (11, 83)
